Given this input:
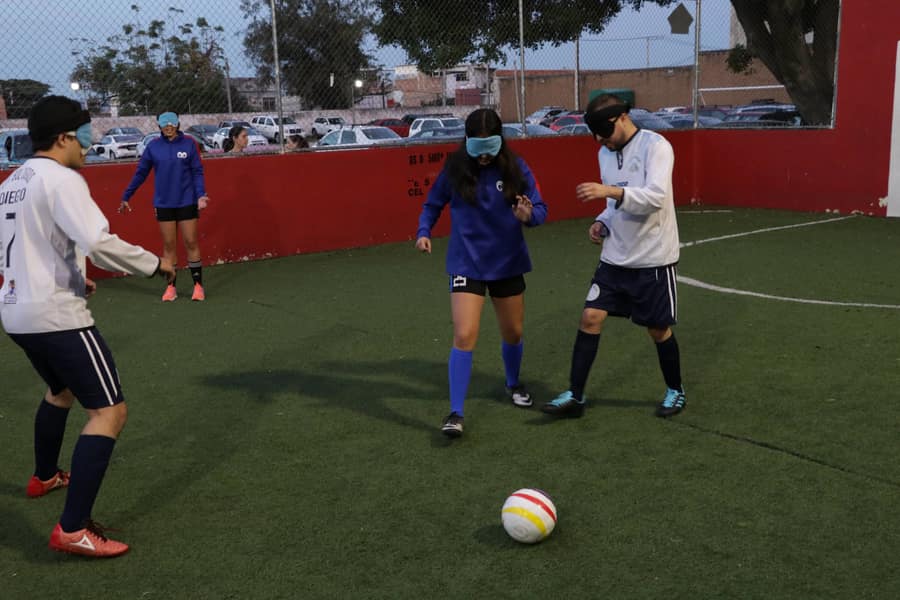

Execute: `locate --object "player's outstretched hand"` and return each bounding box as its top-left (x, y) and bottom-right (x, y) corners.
top-left (157, 257), bottom-right (176, 283)
top-left (513, 195), bottom-right (533, 223)
top-left (415, 236), bottom-right (432, 254)
top-left (85, 278), bottom-right (97, 297)
top-left (118, 201), bottom-right (132, 215)
top-left (198, 196), bottom-right (209, 210)
top-left (576, 182), bottom-right (607, 203)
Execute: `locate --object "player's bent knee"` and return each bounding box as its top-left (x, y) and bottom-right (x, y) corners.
top-left (579, 309), bottom-right (605, 333)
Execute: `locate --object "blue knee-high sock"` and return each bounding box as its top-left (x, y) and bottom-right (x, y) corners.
top-left (60, 435), bottom-right (116, 533)
top-left (501, 340), bottom-right (524, 388)
top-left (448, 348), bottom-right (473, 417)
top-left (34, 399), bottom-right (70, 480)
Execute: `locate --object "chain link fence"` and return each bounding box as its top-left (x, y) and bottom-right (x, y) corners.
top-left (1, 0), bottom-right (839, 164)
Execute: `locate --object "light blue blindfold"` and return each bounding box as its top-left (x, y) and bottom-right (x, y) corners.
top-left (74, 123), bottom-right (93, 149)
top-left (466, 135), bottom-right (502, 158)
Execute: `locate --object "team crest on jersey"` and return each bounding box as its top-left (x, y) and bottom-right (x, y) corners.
top-left (177, 151), bottom-right (188, 159)
top-left (627, 157), bottom-right (641, 173)
top-left (496, 180), bottom-right (503, 192)
top-left (3, 279), bottom-right (16, 304)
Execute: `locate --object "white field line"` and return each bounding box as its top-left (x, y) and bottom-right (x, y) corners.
top-left (680, 215), bottom-right (854, 248)
top-left (678, 209), bottom-right (734, 214)
top-left (677, 276), bottom-right (900, 309)
top-left (679, 214), bottom-right (900, 309)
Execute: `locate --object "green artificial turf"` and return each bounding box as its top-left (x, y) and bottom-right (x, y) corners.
top-left (1, 208), bottom-right (898, 599)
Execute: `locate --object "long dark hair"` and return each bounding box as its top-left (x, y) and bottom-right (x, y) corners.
top-left (445, 108), bottom-right (523, 205)
top-left (223, 125), bottom-right (245, 152)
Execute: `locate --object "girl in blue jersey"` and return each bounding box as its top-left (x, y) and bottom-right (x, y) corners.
top-left (415, 108), bottom-right (548, 438)
top-left (119, 112), bottom-right (209, 302)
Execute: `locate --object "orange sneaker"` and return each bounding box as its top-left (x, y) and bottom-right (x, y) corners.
top-left (191, 283), bottom-right (205, 302)
top-left (48, 521), bottom-right (129, 558)
top-left (161, 284), bottom-right (177, 302)
top-left (26, 470), bottom-right (70, 498)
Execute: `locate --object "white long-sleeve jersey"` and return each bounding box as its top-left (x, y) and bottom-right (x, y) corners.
top-left (0, 157), bottom-right (159, 334)
top-left (595, 129), bottom-right (680, 268)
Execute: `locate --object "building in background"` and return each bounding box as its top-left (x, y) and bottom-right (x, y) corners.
top-left (231, 77), bottom-right (302, 113)
top-left (393, 64), bottom-right (493, 107)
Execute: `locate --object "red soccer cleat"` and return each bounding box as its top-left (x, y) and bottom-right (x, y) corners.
top-left (161, 284), bottom-right (178, 302)
top-left (26, 470), bottom-right (70, 498)
top-left (48, 521), bottom-right (129, 558)
top-left (191, 283), bottom-right (205, 302)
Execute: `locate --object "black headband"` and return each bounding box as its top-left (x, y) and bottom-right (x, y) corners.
top-left (585, 103), bottom-right (630, 137)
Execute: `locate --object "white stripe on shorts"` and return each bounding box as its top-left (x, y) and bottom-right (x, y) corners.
top-left (666, 265), bottom-right (678, 320)
top-left (78, 330), bottom-right (116, 406)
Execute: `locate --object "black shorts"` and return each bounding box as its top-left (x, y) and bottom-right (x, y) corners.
top-left (8, 326), bottom-right (124, 408)
top-left (449, 274), bottom-right (526, 298)
top-left (155, 205), bottom-right (199, 222)
top-left (584, 262), bottom-right (678, 328)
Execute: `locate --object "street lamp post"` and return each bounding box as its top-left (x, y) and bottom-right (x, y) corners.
top-left (351, 78), bottom-right (363, 110)
top-left (69, 82), bottom-right (86, 110)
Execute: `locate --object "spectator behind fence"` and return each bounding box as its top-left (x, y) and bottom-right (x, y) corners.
top-left (285, 134), bottom-right (309, 151)
top-left (223, 126), bottom-right (248, 153)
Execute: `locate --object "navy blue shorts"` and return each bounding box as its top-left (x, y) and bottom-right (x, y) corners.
top-left (8, 326), bottom-right (124, 408)
top-left (584, 262), bottom-right (678, 328)
top-left (449, 274), bottom-right (526, 298)
top-left (155, 205), bottom-right (199, 222)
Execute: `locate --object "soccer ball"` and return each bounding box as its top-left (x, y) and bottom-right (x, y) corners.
top-left (501, 488), bottom-right (557, 544)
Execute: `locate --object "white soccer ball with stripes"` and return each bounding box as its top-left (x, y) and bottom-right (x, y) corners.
top-left (501, 488), bottom-right (557, 544)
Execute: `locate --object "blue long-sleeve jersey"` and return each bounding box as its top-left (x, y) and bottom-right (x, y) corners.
top-left (122, 132), bottom-right (206, 208)
top-left (416, 157), bottom-right (547, 280)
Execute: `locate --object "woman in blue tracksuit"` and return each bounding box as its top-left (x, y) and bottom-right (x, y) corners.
top-left (119, 112), bottom-right (209, 302)
top-left (415, 108), bottom-right (548, 438)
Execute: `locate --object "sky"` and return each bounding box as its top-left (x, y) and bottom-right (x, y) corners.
top-left (2, 1), bottom-right (734, 99)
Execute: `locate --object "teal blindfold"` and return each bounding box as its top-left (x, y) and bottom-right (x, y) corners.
top-left (466, 135), bottom-right (502, 158)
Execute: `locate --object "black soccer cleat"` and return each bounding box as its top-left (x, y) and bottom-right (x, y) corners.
top-left (506, 383), bottom-right (533, 408)
top-left (655, 388), bottom-right (686, 418)
top-left (541, 391), bottom-right (585, 418)
top-left (441, 412), bottom-right (464, 437)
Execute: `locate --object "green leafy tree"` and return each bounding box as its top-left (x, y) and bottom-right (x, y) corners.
top-left (241, 0), bottom-right (374, 109)
top-left (70, 5), bottom-right (248, 116)
top-left (0, 79), bottom-right (52, 119)
top-left (728, 0), bottom-right (838, 125)
top-left (373, 0), bottom-right (676, 73)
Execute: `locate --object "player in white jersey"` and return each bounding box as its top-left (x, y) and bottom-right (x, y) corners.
top-left (0, 96), bottom-right (175, 557)
top-left (542, 94), bottom-right (687, 419)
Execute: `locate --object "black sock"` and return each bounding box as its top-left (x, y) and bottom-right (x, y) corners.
top-left (655, 334), bottom-right (683, 392)
top-left (570, 330), bottom-right (601, 400)
top-left (60, 435), bottom-right (116, 533)
top-left (34, 399), bottom-right (70, 480)
top-left (189, 261), bottom-right (202, 285)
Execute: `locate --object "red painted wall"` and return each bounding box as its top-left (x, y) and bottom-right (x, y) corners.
top-left (692, 0), bottom-right (899, 214)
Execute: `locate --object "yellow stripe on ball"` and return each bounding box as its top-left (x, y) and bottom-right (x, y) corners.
top-left (502, 506), bottom-right (547, 535)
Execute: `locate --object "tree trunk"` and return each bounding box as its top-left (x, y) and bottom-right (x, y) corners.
top-left (731, 0), bottom-right (839, 125)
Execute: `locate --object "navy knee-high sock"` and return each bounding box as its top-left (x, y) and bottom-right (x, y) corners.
top-left (570, 330), bottom-right (601, 400)
top-left (501, 340), bottom-right (523, 388)
top-left (449, 348), bottom-right (473, 417)
top-left (655, 334), bottom-right (683, 392)
top-left (60, 435), bottom-right (116, 533)
top-left (34, 399), bottom-right (70, 480)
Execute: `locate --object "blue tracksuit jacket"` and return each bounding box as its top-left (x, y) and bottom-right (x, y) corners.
top-left (122, 132), bottom-right (206, 208)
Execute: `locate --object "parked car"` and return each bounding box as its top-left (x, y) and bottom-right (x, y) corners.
top-left (628, 109), bottom-right (674, 131)
top-left (537, 108), bottom-right (570, 127)
top-left (662, 115), bottom-right (724, 129)
top-left (103, 126), bottom-right (143, 136)
top-left (408, 117), bottom-right (464, 137)
top-left (525, 106), bottom-right (566, 125)
top-left (217, 120), bottom-right (252, 130)
top-left (317, 126), bottom-right (403, 148)
top-left (408, 126), bottom-right (466, 141)
top-left (250, 115), bottom-right (304, 143)
top-left (312, 116), bottom-right (347, 137)
top-left (84, 147), bottom-right (111, 164)
top-left (0, 129), bottom-right (32, 168)
top-left (547, 114), bottom-right (585, 132)
top-left (366, 118), bottom-right (410, 137)
top-left (501, 123), bottom-right (557, 137)
top-left (185, 124), bottom-right (220, 146)
top-left (210, 127), bottom-right (268, 149)
top-left (401, 112), bottom-right (453, 125)
top-left (137, 132), bottom-right (210, 157)
top-left (91, 134), bottom-right (143, 159)
top-left (554, 123), bottom-right (591, 136)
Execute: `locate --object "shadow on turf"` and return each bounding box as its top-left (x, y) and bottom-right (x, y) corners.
top-left (0, 507), bottom-right (66, 564)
